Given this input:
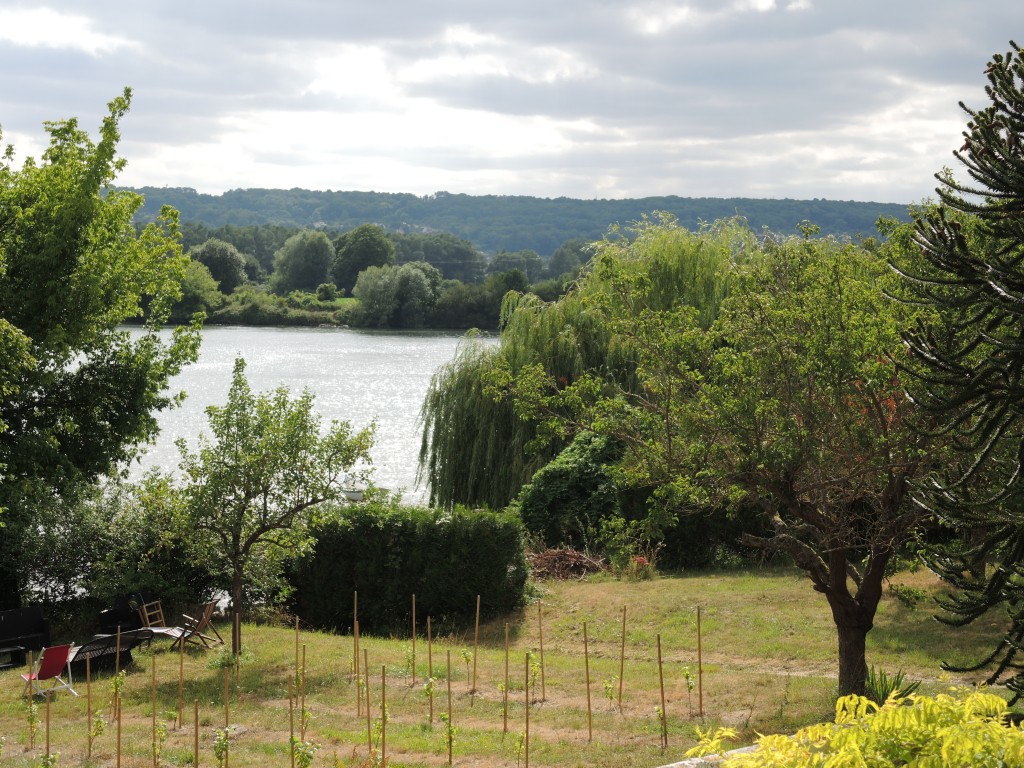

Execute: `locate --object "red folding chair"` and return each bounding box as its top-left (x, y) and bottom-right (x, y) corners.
top-left (21, 644), bottom-right (77, 698)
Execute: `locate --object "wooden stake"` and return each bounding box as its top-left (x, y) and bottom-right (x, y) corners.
top-left (538, 602), bottom-right (546, 701)
top-left (524, 653), bottom-right (530, 768)
top-left (353, 591), bottom-right (359, 681)
top-left (224, 667), bottom-right (230, 768)
top-left (381, 664), bottom-right (388, 766)
top-left (411, 593), bottom-right (417, 686)
top-left (152, 655), bottom-right (158, 768)
top-left (294, 616), bottom-right (300, 696)
top-left (472, 594), bottom-right (480, 695)
top-left (194, 700), bottom-right (199, 768)
top-left (447, 650), bottom-right (453, 767)
top-left (235, 612), bottom-right (241, 686)
top-left (116, 686), bottom-right (122, 768)
top-left (503, 622), bottom-right (509, 734)
top-left (87, 656), bottom-right (93, 758)
top-left (179, 633), bottom-right (185, 729)
top-left (355, 619), bottom-right (362, 716)
top-left (618, 605), bottom-right (626, 710)
top-left (364, 649), bottom-right (372, 755)
top-left (584, 621), bottom-right (592, 742)
top-left (45, 690), bottom-right (51, 761)
top-left (427, 616), bottom-right (433, 679)
top-left (657, 633), bottom-right (667, 749)
top-left (289, 675), bottom-right (296, 768)
top-left (301, 644), bottom-right (307, 740)
top-left (27, 650), bottom-right (34, 749)
top-left (697, 605), bottom-right (704, 717)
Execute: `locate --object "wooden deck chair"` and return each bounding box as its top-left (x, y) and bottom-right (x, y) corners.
top-left (22, 644), bottom-right (77, 697)
top-left (178, 602), bottom-right (225, 648)
top-left (137, 599), bottom-right (166, 628)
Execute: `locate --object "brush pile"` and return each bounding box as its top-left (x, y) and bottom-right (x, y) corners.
top-left (527, 548), bottom-right (606, 580)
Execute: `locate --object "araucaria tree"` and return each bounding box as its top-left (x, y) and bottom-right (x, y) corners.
top-left (893, 42), bottom-right (1024, 697)
top-left (178, 358), bottom-right (374, 651)
top-left (497, 219), bottom-right (929, 696)
top-left (0, 89), bottom-right (198, 607)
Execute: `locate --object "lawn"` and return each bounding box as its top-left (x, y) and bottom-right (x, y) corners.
top-left (0, 567), bottom-right (1007, 767)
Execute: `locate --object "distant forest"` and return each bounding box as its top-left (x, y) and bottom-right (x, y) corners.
top-left (128, 187), bottom-right (912, 256)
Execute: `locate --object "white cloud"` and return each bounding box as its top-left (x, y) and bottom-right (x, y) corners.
top-left (0, 7), bottom-right (136, 55)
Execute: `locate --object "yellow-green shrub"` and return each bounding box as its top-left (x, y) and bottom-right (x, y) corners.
top-left (690, 689), bottom-right (1024, 767)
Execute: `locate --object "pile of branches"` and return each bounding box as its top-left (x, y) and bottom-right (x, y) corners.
top-left (527, 548), bottom-right (606, 580)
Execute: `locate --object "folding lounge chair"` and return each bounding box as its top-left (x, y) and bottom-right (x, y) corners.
top-left (177, 602), bottom-right (225, 649)
top-left (22, 644), bottom-right (77, 697)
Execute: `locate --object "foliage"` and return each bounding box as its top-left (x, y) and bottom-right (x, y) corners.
top-left (863, 666), bottom-right (921, 707)
top-left (269, 230), bottom-right (334, 294)
top-left (170, 260), bottom-right (223, 323)
top-left (692, 689), bottom-right (1024, 767)
top-left (288, 499), bottom-right (528, 634)
top-left (391, 230), bottom-right (485, 283)
top-left (0, 89), bottom-right (200, 607)
top-left (189, 238), bottom-right (247, 294)
top-left (488, 249), bottom-right (545, 282)
top-left (176, 357), bottom-right (374, 645)
top-left (209, 285), bottom-right (347, 326)
top-left (351, 261), bottom-right (441, 328)
top-left (332, 223), bottom-right (395, 292)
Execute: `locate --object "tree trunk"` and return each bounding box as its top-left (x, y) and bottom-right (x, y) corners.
top-left (231, 565), bottom-right (244, 655)
top-left (835, 618), bottom-right (870, 697)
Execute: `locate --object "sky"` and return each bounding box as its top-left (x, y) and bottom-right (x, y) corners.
top-left (0, 2), bottom-right (1019, 204)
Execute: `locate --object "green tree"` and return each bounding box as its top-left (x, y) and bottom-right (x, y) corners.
top-left (176, 357), bottom-right (374, 650)
top-left (391, 231), bottom-right (486, 283)
top-left (0, 89), bottom-right (199, 607)
top-left (495, 222), bottom-right (928, 696)
top-left (892, 42), bottom-right (1024, 699)
top-left (190, 238), bottom-right (247, 294)
top-left (488, 249), bottom-right (544, 282)
top-left (332, 223), bottom-right (395, 292)
top-left (269, 230), bottom-right (334, 294)
top-left (547, 237), bottom-right (591, 279)
top-left (170, 260), bottom-right (223, 323)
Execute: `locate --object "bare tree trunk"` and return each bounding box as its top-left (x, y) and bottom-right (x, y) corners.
top-left (231, 566), bottom-right (244, 655)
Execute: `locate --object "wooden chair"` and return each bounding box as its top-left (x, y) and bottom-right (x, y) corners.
top-left (137, 600), bottom-right (166, 628)
top-left (22, 644), bottom-right (77, 698)
top-left (178, 602), bottom-right (225, 649)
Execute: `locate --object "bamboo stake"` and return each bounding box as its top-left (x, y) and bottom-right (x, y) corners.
top-left (503, 622), bottom-right (509, 734)
top-left (538, 602), bottom-right (546, 701)
top-left (235, 612), bottom-right (241, 686)
top-left (427, 616), bottom-right (433, 679)
top-left (381, 664), bottom-right (388, 767)
top-left (472, 594), bottom-right (480, 696)
top-left (411, 593), bottom-right (417, 686)
top-left (355, 619), bottom-right (362, 716)
top-left (447, 650), bottom-right (453, 767)
top-left (115, 626), bottom-right (122, 720)
top-left (27, 651), bottom-right (34, 750)
top-left (524, 653), bottom-right (530, 768)
top-left (87, 656), bottom-right (93, 758)
top-left (364, 649), bottom-right (371, 756)
top-left (657, 634), bottom-right (667, 749)
top-left (194, 700), bottom-right (199, 768)
top-left (697, 605), bottom-right (704, 717)
top-left (152, 655), bottom-right (158, 768)
top-left (45, 690), bottom-right (51, 762)
top-left (294, 616), bottom-right (300, 697)
top-left (353, 591), bottom-right (359, 681)
top-left (301, 644), bottom-right (307, 740)
top-left (584, 621), bottom-right (592, 742)
top-left (618, 605), bottom-right (626, 710)
top-left (224, 667), bottom-right (230, 768)
top-left (116, 684), bottom-right (122, 768)
top-left (289, 675), bottom-right (296, 768)
top-left (178, 633), bottom-right (185, 729)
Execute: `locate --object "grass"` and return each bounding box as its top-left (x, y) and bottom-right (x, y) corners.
top-left (0, 566), bottom-right (1008, 767)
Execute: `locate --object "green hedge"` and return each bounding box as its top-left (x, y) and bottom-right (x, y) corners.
top-left (288, 502), bottom-right (529, 635)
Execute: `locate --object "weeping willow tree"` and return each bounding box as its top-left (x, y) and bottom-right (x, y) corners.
top-left (418, 215), bottom-right (759, 510)
top-left (892, 42), bottom-right (1024, 699)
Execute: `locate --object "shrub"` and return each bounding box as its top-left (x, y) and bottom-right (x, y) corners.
top-left (864, 666), bottom-right (921, 706)
top-left (288, 501), bottom-right (529, 634)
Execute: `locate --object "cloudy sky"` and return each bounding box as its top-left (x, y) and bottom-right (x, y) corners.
top-left (0, 2), bottom-right (1019, 203)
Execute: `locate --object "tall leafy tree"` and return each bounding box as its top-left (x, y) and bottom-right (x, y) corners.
top-left (893, 42), bottom-right (1024, 698)
top-left (0, 89), bottom-right (199, 607)
top-left (189, 238), bottom-right (247, 294)
top-left (269, 230), bottom-right (334, 294)
top-left (332, 223), bottom-right (395, 292)
top-left (177, 358), bottom-right (374, 650)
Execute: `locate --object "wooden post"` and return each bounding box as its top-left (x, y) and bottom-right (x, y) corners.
top-left (657, 633), bottom-right (667, 749)
top-left (27, 650), bottom-right (34, 749)
top-left (538, 602), bottom-right (546, 701)
top-left (524, 653), bottom-right (530, 768)
top-left (224, 667), bottom-right (230, 768)
top-left (152, 655), bottom-right (158, 768)
top-left (194, 700), bottom-right (200, 768)
top-left (472, 594), bottom-right (481, 695)
top-left (427, 616), bottom-right (433, 679)
top-left (294, 616), bottom-right (300, 698)
top-left (87, 656), bottom-right (93, 758)
top-left (45, 690), bottom-right (51, 761)
top-left (364, 649), bottom-right (372, 756)
top-left (115, 627), bottom-right (122, 720)
top-left (179, 633), bottom-right (185, 729)
top-left (618, 605), bottom-right (626, 710)
top-left (697, 605), bottom-right (704, 717)
top-left (447, 650), bottom-right (453, 767)
top-left (503, 622), bottom-right (510, 734)
top-left (116, 683), bottom-right (122, 768)
top-left (353, 591), bottom-right (359, 681)
top-left (381, 664), bottom-right (387, 767)
top-left (584, 621), bottom-right (592, 742)
top-left (355, 619), bottom-right (362, 717)
top-left (411, 593), bottom-right (417, 686)
top-left (235, 612), bottom-right (241, 686)
top-left (289, 675), bottom-right (296, 768)
top-left (301, 644), bottom-right (307, 740)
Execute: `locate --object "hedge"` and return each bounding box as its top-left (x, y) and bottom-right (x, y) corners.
top-left (288, 501), bottom-right (529, 635)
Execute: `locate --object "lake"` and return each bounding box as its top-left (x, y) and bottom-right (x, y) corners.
top-left (129, 326), bottom-right (496, 504)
